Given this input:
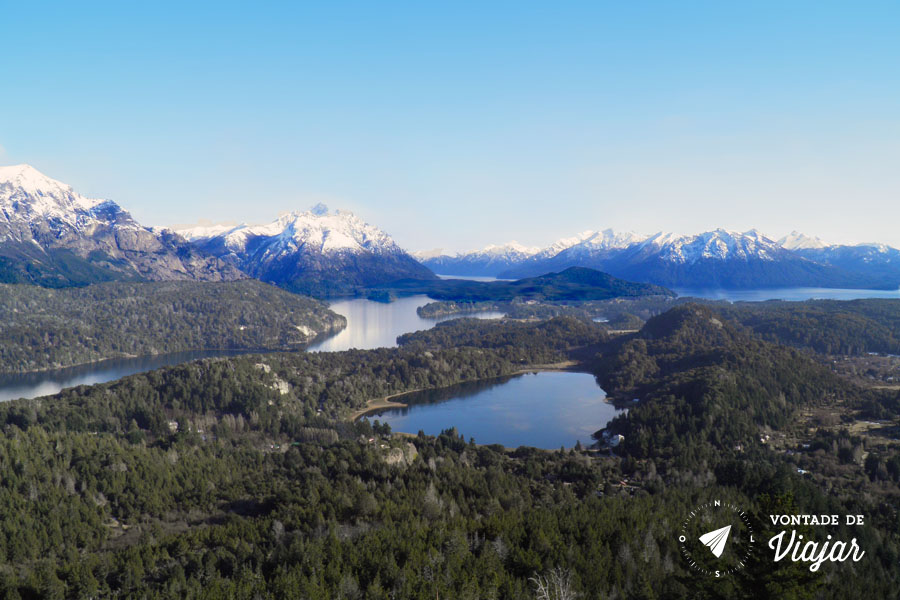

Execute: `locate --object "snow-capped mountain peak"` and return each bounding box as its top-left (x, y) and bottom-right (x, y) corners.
top-left (0, 164), bottom-right (72, 197)
top-left (579, 228), bottom-right (647, 250)
top-left (275, 207), bottom-right (397, 254)
top-left (426, 225), bottom-right (900, 289)
top-left (465, 241), bottom-right (540, 258)
top-left (185, 205), bottom-right (401, 256)
top-left (179, 204), bottom-right (433, 294)
top-left (0, 164), bottom-right (108, 218)
top-left (536, 230), bottom-right (597, 259)
top-left (0, 164), bottom-right (243, 284)
top-left (637, 229), bottom-right (782, 263)
top-left (173, 221), bottom-right (241, 242)
top-left (640, 231), bottom-right (682, 248)
top-left (778, 230), bottom-right (828, 250)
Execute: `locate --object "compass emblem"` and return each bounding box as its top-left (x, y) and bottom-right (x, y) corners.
top-left (679, 500), bottom-right (755, 577)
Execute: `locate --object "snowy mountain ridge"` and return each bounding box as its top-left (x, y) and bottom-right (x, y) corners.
top-left (176, 205), bottom-right (405, 258)
top-left (177, 204), bottom-right (434, 295)
top-left (0, 164), bottom-right (128, 233)
top-left (0, 164), bottom-right (243, 285)
top-left (420, 226), bottom-right (900, 289)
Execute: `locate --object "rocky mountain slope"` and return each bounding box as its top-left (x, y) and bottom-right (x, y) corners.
top-left (0, 165), bottom-right (242, 286)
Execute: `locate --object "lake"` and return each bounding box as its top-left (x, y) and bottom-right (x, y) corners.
top-left (306, 295), bottom-right (503, 352)
top-left (676, 287), bottom-right (900, 302)
top-left (4, 285), bottom-right (899, 404)
top-left (0, 295), bottom-right (502, 401)
top-left (365, 371), bottom-right (623, 449)
top-left (0, 350), bottom-right (251, 403)
top-left (436, 274), bottom-right (514, 282)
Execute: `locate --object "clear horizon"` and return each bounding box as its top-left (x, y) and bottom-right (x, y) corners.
top-left (3, 1), bottom-right (899, 253)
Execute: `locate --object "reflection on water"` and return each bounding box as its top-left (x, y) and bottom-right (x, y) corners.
top-left (0, 350), bottom-right (251, 403)
top-left (367, 371), bottom-right (623, 449)
top-left (307, 295), bottom-right (503, 352)
top-left (676, 287), bottom-right (900, 302)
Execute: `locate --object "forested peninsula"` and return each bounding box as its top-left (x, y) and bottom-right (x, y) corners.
top-left (373, 266), bottom-right (673, 302)
top-left (0, 280), bottom-right (345, 374)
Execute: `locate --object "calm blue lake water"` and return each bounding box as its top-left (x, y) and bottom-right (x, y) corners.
top-left (0, 350), bottom-right (251, 403)
top-left (436, 274), bottom-right (514, 282)
top-left (366, 371), bottom-right (622, 449)
top-left (306, 295), bottom-right (503, 352)
top-left (676, 287), bottom-right (900, 302)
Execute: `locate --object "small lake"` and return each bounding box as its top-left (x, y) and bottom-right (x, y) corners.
top-left (0, 350), bottom-right (250, 403)
top-left (306, 295), bottom-right (503, 352)
top-left (365, 371), bottom-right (623, 449)
top-left (676, 287), bottom-right (900, 302)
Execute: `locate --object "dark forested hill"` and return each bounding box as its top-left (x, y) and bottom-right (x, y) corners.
top-left (594, 304), bottom-right (859, 460)
top-left (713, 298), bottom-right (900, 356)
top-left (376, 266), bottom-right (673, 302)
top-left (0, 280), bottom-right (345, 373)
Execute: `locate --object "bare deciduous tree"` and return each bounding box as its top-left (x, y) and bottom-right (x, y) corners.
top-left (529, 567), bottom-right (580, 600)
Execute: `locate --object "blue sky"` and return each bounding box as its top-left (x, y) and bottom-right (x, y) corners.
top-left (2, 1), bottom-right (898, 252)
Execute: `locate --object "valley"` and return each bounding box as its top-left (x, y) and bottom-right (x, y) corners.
top-left (3, 165), bottom-right (900, 597)
top-left (8, 5), bottom-right (898, 597)
top-left (0, 296), bottom-right (897, 597)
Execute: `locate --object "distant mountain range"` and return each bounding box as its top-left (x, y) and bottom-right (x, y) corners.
top-left (419, 229), bottom-right (900, 290)
top-left (5, 164), bottom-right (899, 294)
top-left (0, 165), bottom-right (431, 294)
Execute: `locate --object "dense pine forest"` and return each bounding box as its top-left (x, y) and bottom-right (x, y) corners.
top-left (0, 281), bottom-right (345, 374)
top-left (0, 299), bottom-right (898, 597)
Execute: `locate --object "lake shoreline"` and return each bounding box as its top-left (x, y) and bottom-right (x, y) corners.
top-left (0, 347), bottom-right (281, 378)
top-left (356, 368), bottom-right (619, 449)
top-left (349, 360), bottom-right (582, 421)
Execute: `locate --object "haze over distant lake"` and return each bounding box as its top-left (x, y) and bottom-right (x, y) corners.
top-left (676, 287), bottom-right (900, 302)
top-left (436, 274), bottom-right (513, 282)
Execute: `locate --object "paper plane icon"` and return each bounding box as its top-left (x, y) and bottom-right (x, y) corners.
top-left (699, 525), bottom-right (731, 558)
